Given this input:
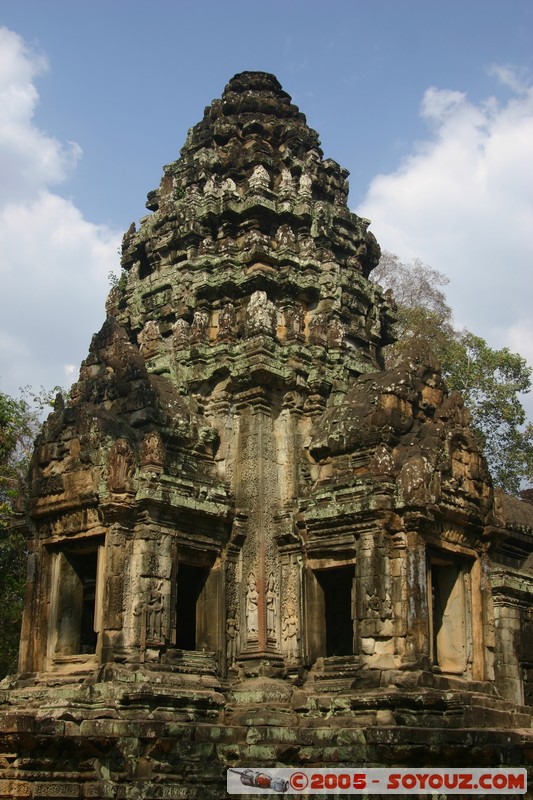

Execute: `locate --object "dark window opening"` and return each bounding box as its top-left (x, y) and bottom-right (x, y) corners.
top-left (176, 563), bottom-right (209, 650)
top-left (137, 242), bottom-right (153, 279)
top-left (316, 567), bottom-right (354, 656)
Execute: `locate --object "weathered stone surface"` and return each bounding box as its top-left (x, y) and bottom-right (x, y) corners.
top-left (2, 70), bottom-right (533, 797)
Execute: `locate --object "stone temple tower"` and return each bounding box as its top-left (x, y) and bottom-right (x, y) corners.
top-left (2, 72), bottom-right (533, 798)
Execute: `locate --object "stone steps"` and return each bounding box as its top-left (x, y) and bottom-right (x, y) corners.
top-left (159, 649), bottom-right (217, 672)
top-left (306, 655), bottom-right (363, 691)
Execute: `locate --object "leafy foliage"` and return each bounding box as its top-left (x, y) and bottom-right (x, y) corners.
top-left (0, 392), bottom-right (34, 528)
top-left (373, 252), bottom-right (533, 495)
top-left (0, 385), bottom-right (62, 676)
top-left (108, 268), bottom-right (127, 292)
top-left (0, 522), bottom-right (26, 677)
top-left (442, 333), bottom-right (533, 493)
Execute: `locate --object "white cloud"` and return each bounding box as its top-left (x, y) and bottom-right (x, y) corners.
top-left (507, 322), bottom-right (533, 372)
top-left (358, 68), bottom-right (533, 417)
top-left (487, 63), bottom-right (530, 95)
top-left (0, 28), bottom-right (82, 205)
top-left (0, 27), bottom-right (121, 399)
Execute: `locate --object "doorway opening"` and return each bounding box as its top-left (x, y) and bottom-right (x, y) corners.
top-left (429, 557), bottom-right (467, 674)
top-left (175, 563), bottom-right (210, 649)
top-left (53, 549), bottom-right (99, 657)
top-left (316, 566), bottom-right (354, 656)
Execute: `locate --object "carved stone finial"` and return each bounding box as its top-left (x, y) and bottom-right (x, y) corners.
top-left (278, 168), bottom-right (294, 200)
top-left (221, 177), bottom-right (239, 198)
top-left (249, 165), bottom-right (270, 193)
top-left (299, 172), bottom-right (313, 200)
top-left (203, 176), bottom-right (220, 198)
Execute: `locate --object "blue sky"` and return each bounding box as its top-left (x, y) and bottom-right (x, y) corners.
top-left (0, 0), bottom-right (532, 416)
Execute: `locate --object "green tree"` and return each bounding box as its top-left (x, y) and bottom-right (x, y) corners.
top-left (442, 332), bottom-right (533, 494)
top-left (0, 392), bottom-right (32, 676)
top-left (0, 385), bottom-right (62, 676)
top-left (373, 252), bottom-right (533, 495)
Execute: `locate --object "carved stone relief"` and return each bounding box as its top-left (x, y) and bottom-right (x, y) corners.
top-left (245, 291), bottom-right (276, 337)
top-left (327, 315), bottom-right (345, 348)
top-left (282, 603), bottom-right (299, 661)
top-left (190, 309), bottom-right (210, 343)
top-left (140, 431), bottom-right (165, 470)
top-left (226, 607), bottom-right (240, 665)
top-left (172, 318), bottom-right (190, 349)
top-left (266, 572), bottom-right (277, 640)
top-left (108, 439), bottom-right (135, 493)
top-left (217, 301), bottom-right (236, 341)
top-left (275, 223), bottom-right (297, 251)
top-left (138, 320), bottom-right (161, 356)
top-left (284, 303), bottom-right (305, 341)
top-left (146, 581), bottom-right (165, 642)
top-left (133, 579), bottom-right (166, 647)
top-left (308, 312), bottom-right (328, 345)
top-left (245, 572), bottom-right (259, 642)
